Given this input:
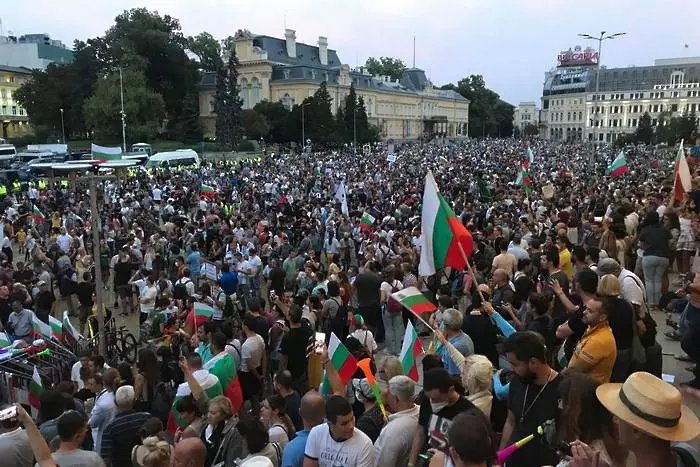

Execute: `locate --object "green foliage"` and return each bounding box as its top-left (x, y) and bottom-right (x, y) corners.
top-left (440, 75), bottom-right (514, 137)
top-left (654, 112), bottom-right (697, 145)
top-left (254, 101), bottom-right (290, 143)
top-left (214, 36), bottom-right (244, 150)
top-left (242, 109), bottom-right (270, 140)
top-left (304, 82), bottom-right (336, 144)
top-left (83, 69), bottom-right (165, 142)
top-left (522, 123), bottom-right (539, 137)
top-left (634, 112), bottom-right (654, 144)
top-left (187, 32), bottom-right (222, 72)
top-left (365, 57), bottom-right (407, 81)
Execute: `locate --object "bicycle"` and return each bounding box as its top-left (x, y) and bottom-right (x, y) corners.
top-left (85, 314), bottom-right (139, 365)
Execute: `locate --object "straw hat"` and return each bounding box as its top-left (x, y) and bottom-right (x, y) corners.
top-left (596, 372), bottom-right (700, 442)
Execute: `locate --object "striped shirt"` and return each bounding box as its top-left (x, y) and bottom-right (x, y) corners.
top-left (101, 410), bottom-right (152, 466)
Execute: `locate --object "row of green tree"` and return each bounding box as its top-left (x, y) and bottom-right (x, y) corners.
top-left (616, 112), bottom-right (698, 147)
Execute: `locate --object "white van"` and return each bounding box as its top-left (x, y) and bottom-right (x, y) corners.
top-left (0, 144), bottom-right (16, 168)
top-left (144, 149), bottom-right (200, 169)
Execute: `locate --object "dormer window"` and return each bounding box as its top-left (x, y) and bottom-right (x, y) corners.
top-left (283, 70), bottom-right (290, 79)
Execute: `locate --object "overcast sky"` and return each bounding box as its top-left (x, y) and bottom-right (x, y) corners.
top-left (4, 0), bottom-right (698, 105)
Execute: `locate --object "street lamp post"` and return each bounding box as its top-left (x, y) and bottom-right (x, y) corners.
top-left (301, 101), bottom-right (311, 152)
top-left (59, 108), bottom-right (66, 145)
top-left (578, 31), bottom-right (626, 169)
top-left (353, 106), bottom-right (357, 155)
top-left (119, 68), bottom-right (127, 153)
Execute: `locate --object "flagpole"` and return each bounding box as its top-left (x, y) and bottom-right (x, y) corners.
top-left (669, 139), bottom-right (684, 208)
top-left (457, 242), bottom-right (487, 303)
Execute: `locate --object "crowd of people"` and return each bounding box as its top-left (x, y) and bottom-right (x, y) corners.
top-left (0, 137), bottom-right (699, 467)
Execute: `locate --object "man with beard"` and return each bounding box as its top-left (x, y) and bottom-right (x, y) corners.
top-left (500, 331), bottom-right (561, 467)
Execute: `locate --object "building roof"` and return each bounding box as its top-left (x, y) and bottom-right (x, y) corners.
top-left (252, 35), bottom-right (341, 69)
top-left (0, 65), bottom-right (32, 75)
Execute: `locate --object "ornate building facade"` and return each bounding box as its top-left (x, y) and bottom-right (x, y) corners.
top-left (199, 29), bottom-right (469, 142)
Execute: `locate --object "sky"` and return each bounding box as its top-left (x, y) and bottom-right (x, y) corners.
top-left (3, 0), bottom-right (699, 105)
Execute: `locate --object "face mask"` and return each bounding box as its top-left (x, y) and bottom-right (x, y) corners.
top-left (430, 400), bottom-right (449, 413)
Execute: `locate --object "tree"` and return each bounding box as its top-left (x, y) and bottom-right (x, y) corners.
top-left (84, 69), bottom-right (165, 142)
top-left (187, 32), bottom-right (222, 72)
top-left (355, 96), bottom-right (378, 143)
top-left (365, 57), bottom-right (407, 81)
top-left (671, 113), bottom-right (698, 144)
top-left (522, 123), bottom-right (539, 137)
top-left (305, 81), bottom-right (336, 144)
top-left (254, 101), bottom-right (290, 143)
top-left (214, 36), bottom-right (244, 150)
top-left (634, 112), bottom-right (654, 144)
top-left (343, 83), bottom-right (358, 144)
top-left (242, 109), bottom-right (270, 140)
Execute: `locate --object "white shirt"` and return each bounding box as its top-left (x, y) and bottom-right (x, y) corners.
top-left (71, 362), bottom-right (110, 390)
top-left (248, 255), bottom-right (262, 276)
top-left (619, 268), bottom-right (646, 311)
top-left (373, 405), bottom-right (420, 467)
top-left (175, 277), bottom-right (196, 297)
top-left (138, 282), bottom-right (158, 315)
top-left (57, 233), bottom-right (71, 253)
top-left (152, 187), bottom-right (162, 201)
top-left (237, 260), bottom-right (251, 285)
top-left (268, 424), bottom-right (290, 449)
top-left (89, 389), bottom-right (115, 454)
top-left (350, 329), bottom-right (377, 353)
top-left (240, 333), bottom-right (265, 372)
top-left (304, 424), bottom-right (374, 467)
top-left (380, 280), bottom-right (403, 301)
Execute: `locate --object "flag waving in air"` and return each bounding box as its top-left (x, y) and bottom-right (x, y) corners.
top-left (203, 351), bottom-right (243, 413)
top-left (527, 146), bottom-right (534, 164)
top-left (399, 321), bottom-right (423, 381)
top-left (607, 151), bottom-right (629, 177)
top-left (674, 140), bottom-right (692, 202)
top-left (167, 369), bottom-right (222, 433)
top-left (320, 332), bottom-right (358, 395)
top-left (515, 161), bottom-right (532, 192)
top-left (419, 171), bottom-right (473, 276)
top-left (91, 143), bottom-right (122, 161)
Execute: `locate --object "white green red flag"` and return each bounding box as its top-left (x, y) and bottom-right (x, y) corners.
top-left (63, 311), bottom-right (84, 342)
top-left (418, 171), bottom-right (474, 276)
top-left (32, 314), bottom-right (52, 340)
top-left (360, 212), bottom-right (375, 231)
top-left (391, 286), bottom-right (437, 316)
top-left (674, 140), bottom-right (692, 202)
top-left (32, 204), bottom-right (46, 223)
top-left (203, 351), bottom-right (242, 413)
top-left (515, 162), bottom-right (532, 192)
top-left (0, 331), bottom-right (9, 348)
top-left (199, 184), bottom-right (216, 199)
top-left (48, 315), bottom-right (63, 341)
top-left (167, 369), bottom-right (222, 433)
top-left (194, 302), bottom-right (214, 320)
top-left (320, 332), bottom-right (358, 395)
top-left (607, 151), bottom-right (629, 177)
top-left (91, 143), bottom-right (122, 161)
top-left (28, 365), bottom-right (43, 415)
top-left (399, 321), bottom-right (423, 381)
top-left (527, 147), bottom-right (534, 164)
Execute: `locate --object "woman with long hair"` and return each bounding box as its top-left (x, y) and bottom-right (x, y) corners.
top-left (639, 211), bottom-right (671, 309)
top-left (134, 348), bottom-right (161, 413)
top-left (556, 373), bottom-right (626, 466)
top-left (676, 202), bottom-right (696, 278)
top-left (662, 212), bottom-right (681, 294)
top-left (597, 274), bottom-right (636, 382)
top-left (260, 394), bottom-right (296, 449)
top-left (337, 270), bottom-right (352, 306)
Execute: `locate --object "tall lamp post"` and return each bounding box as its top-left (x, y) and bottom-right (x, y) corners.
top-left (119, 68), bottom-right (127, 153)
top-left (578, 31), bottom-right (626, 172)
top-left (59, 108), bottom-right (66, 144)
top-left (301, 101), bottom-right (311, 152)
top-left (353, 106), bottom-right (357, 155)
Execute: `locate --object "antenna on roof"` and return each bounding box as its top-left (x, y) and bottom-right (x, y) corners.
top-left (413, 36), bottom-right (416, 68)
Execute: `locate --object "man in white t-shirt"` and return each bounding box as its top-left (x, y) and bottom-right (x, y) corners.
top-left (240, 314), bottom-right (266, 413)
top-left (129, 271), bottom-right (158, 322)
top-left (304, 395), bottom-right (374, 467)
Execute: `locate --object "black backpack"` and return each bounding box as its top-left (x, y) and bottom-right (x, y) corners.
top-left (325, 298), bottom-right (349, 343)
top-left (173, 279), bottom-right (191, 300)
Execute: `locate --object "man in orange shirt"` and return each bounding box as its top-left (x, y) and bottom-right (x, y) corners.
top-left (567, 297), bottom-right (617, 383)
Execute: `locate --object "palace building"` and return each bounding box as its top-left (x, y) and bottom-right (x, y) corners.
top-left (198, 28), bottom-right (469, 142)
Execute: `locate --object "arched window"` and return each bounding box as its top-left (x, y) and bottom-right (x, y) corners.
top-left (240, 78), bottom-right (249, 109)
top-left (251, 78), bottom-right (261, 107)
top-left (280, 93), bottom-right (294, 110)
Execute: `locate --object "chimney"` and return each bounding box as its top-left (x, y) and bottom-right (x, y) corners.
top-left (285, 29), bottom-right (296, 58)
top-left (318, 36), bottom-right (328, 65)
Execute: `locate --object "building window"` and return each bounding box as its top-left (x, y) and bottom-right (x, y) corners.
top-left (692, 103), bottom-right (698, 113)
top-left (323, 72), bottom-right (328, 82)
top-left (0, 89), bottom-right (5, 99)
top-left (250, 78), bottom-right (261, 107)
top-left (239, 78), bottom-right (249, 109)
top-left (672, 103), bottom-right (678, 112)
top-left (660, 92), bottom-right (665, 98)
top-left (19, 108), bottom-right (24, 116)
top-left (11, 106), bottom-right (16, 115)
top-left (310, 70), bottom-right (316, 80)
top-left (578, 111), bottom-right (582, 120)
top-left (0, 106), bottom-right (5, 115)
top-left (567, 112), bottom-right (571, 121)
top-left (283, 70), bottom-right (290, 79)
top-left (653, 105), bottom-right (659, 112)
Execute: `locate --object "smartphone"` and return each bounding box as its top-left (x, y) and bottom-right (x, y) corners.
top-left (419, 452), bottom-right (435, 461)
top-left (314, 332), bottom-right (326, 354)
top-left (0, 405), bottom-right (17, 422)
top-left (556, 441), bottom-right (572, 457)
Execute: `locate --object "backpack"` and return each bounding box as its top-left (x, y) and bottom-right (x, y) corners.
top-left (150, 381), bottom-right (176, 425)
top-left (674, 443), bottom-right (700, 467)
top-left (325, 298), bottom-right (349, 342)
top-left (387, 281), bottom-right (403, 313)
top-left (173, 279), bottom-right (191, 300)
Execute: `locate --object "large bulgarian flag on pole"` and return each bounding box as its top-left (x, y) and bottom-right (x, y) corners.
top-left (360, 212), bottom-right (375, 231)
top-left (320, 332), bottom-right (358, 395)
top-left (167, 369), bottom-right (223, 433)
top-left (91, 143), bottom-right (123, 161)
top-left (32, 204), bottom-right (46, 223)
top-left (515, 160), bottom-right (532, 192)
top-left (194, 302), bottom-right (214, 320)
top-left (399, 321), bottom-right (423, 381)
top-left (48, 315), bottom-right (63, 341)
top-left (418, 171), bottom-right (474, 276)
top-left (28, 365), bottom-right (43, 416)
top-left (199, 184), bottom-right (216, 199)
top-left (203, 351), bottom-right (243, 413)
top-left (607, 151), bottom-right (629, 177)
top-left (674, 139), bottom-right (692, 202)
top-left (391, 286), bottom-right (437, 317)
top-left (32, 314), bottom-right (52, 340)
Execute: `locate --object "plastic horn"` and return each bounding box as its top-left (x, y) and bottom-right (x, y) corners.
top-left (495, 425), bottom-right (543, 465)
top-left (357, 358), bottom-right (389, 422)
top-left (35, 348), bottom-right (50, 357)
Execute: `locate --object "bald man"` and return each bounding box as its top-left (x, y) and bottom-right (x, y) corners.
top-left (171, 437), bottom-right (206, 467)
top-left (281, 391), bottom-right (325, 467)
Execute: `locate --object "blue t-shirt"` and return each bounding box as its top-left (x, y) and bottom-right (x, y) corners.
top-left (219, 271), bottom-right (239, 296)
top-left (439, 332), bottom-right (474, 376)
top-left (281, 429), bottom-right (310, 467)
top-left (187, 251), bottom-right (201, 277)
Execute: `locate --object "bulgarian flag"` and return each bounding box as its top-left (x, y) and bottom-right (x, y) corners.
top-left (167, 369), bottom-right (223, 433)
top-left (48, 315), bottom-right (63, 341)
top-left (320, 332), bottom-right (357, 395)
top-left (391, 286), bottom-right (437, 317)
top-left (418, 171), bottom-right (474, 276)
top-left (91, 143), bottom-right (122, 161)
top-left (399, 321), bottom-right (423, 381)
top-left (360, 212), bottom-right (375, 231)
top-left (32, 204), bottom-right (46, 223)
top-left (607, 151), bottom-right (629, 177)
top-left (527, 147), bottom-right (534, 164)
top-left (63, 311), bottom-right (84, 342)
top-left (204, 351), bottom-right (243, 413)
top-left (194, 302), bottom-right (214, 320)
top-left (200, 184), bottom-right (216, 199)
top-left (674, 140), bottom-right (692, 202)
top-left (32, 314), bottom-right (52, 340)
top-left (515, 161), bottom-right (532, 192)
top-left (0, 331), bottom-right (10, 348)
top-left (28, 365), bottom-right (43, 415)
